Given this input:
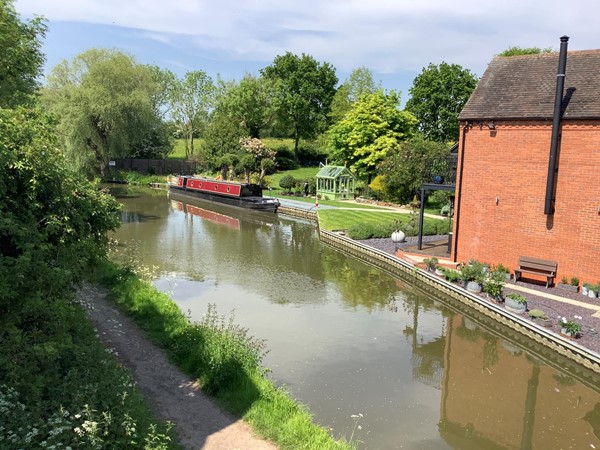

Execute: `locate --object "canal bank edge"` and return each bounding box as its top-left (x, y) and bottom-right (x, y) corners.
top-left (321, 230), bottom-right (600, 376)
top-left (276, 206), bottom-right (600, 376)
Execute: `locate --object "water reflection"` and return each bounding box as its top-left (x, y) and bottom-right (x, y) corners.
top-left (109, 186), bottom-right (600, 449)
top-left (440, 314), bottom-right (600, 450)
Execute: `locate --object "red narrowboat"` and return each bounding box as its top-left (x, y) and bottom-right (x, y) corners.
top-left (169, 176), bottom-right (279, 212)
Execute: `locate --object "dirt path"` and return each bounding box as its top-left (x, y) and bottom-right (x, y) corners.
top-left (78, 283), bottom-right (277, 450)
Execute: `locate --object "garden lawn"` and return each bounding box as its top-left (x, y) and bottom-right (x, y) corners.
top-left (168, 138), bottom-right (205, 160)
top-left (275, 195), bottom-right (383, 210)
top-left (318, 210), bottom-right (407, 231)
top-left (318, 209), bottom-right (450, 239)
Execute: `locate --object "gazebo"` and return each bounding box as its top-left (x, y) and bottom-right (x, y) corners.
top-left (315, 165), bottom-right (356, 200)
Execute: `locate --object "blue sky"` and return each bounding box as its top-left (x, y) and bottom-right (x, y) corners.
top-left (15, 0), bottom-right (598, 103)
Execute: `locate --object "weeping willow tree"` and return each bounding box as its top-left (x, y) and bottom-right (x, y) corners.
top-left (42, 49), bottom-right (170, 177)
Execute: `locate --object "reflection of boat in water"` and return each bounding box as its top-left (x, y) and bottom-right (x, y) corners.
top-left (170, 199), bottom-right (241, 230)
top-left (169, 176), bottom-right (279, 212)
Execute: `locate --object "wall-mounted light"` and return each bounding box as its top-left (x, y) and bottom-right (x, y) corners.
top-left (488, 121), bottom-right (496, 130)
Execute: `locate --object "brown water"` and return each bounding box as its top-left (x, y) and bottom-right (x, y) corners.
top-left (111, 185), bottom-right (600, 450)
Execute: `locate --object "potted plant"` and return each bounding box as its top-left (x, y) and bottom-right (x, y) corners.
top-left (558, 316), bottom-right (582, 338)
top-left (588, 284), bottom-right (599, 299)
top-left (484, 266), bottom-right (506, 302)
top-left (557, 276), bottom-right (579, 293)
top-left (422, 257), bottom-right (439, 273)
top-left (442, 268), bottom-right (460, 283)
top-left (505, 292), bottom-right (527, 313)
top-left (528, 309), bottom-right (553, 327)
top-left (459, 260), bottom-right (487, 293)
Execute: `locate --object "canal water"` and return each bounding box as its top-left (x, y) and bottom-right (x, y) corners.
top-left (111, 186), bottom-right (600, 449)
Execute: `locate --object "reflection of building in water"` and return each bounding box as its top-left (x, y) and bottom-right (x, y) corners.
top-left (405, 295), bottom-right (446, 390)
top-left (412, 336), bottom-right (445, 389)
top-left (439, 314), bottom-right (600, 449)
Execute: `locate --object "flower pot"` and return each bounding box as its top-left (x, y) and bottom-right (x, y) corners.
top-left (582, 285), bottom-right (589, 296)
top-left (557, 283), bottom-right (579, 293)
top-left (466, 281), bottom-right (482, 293)
top-left (533, 317), bottom-right (553, 328)
top-left (588, 290), bottom-right (597, 299)
top-left (505, 297), bottom-right (527, 313)
top-left (560, 328), bottom-right (575, 338)
top-left (435, 268), bottom-right (444, 276)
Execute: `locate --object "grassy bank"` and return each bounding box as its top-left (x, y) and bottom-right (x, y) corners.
top-left (0, 291), bottom-right (177, 448)
top-left (95, 260), bottom-right (353, 450)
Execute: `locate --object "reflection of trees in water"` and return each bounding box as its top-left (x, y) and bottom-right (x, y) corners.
top-left (585, 403), bottom-right (600, 440)
top-left (320, 250), bottom-right (400, 309)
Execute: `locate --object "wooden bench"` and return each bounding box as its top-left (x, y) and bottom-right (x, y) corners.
top-left (514, 256), bottom-right (557, 288)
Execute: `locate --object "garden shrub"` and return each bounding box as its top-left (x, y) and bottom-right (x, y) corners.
top-left (279, 174), bottom-right (297, 193)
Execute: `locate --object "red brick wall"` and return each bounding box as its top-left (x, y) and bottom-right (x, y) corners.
top-left (452, 120), bottom-right (600, 284)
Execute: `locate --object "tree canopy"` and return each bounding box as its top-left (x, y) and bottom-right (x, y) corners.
top-left (378, 136), bottom-right (450, 202)
top-left (329, 67), bottom-right (380, 124)
top-left (216, 75), bottom-right (279, 139)
top-left (0, 107), bottom-right (120, 311)
top-left (0, 0), bottom-right (47, 108)
top-left (43, 49), bottom-right (171, 176)
top-left (405, 62), bottom-right (478, 142)
top-left (170, 70), bottom-right (216, 158)
top-left (327, 90), bottom-right (416, 180)
top-left (261, 52), bottom-right (337, 155)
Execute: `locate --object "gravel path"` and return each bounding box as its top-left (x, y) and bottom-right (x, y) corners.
top-left (79, 283), bottom-right (277, 450)
top-left (359, 238), bottom-right (600, 355)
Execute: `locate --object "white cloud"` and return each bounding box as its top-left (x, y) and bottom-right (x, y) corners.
top-left (15, 0), bottom-right (599, 82)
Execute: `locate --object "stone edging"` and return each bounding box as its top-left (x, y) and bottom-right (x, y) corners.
top-left (319, 229), bottom-right (600, 376)
top-left (277, 205), bottom-right (600, 375)
top-left (277, 205), bottom-right (318, 221)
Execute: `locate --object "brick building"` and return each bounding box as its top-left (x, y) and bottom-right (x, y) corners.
top-left (452, 43), bottom-right (600, 284)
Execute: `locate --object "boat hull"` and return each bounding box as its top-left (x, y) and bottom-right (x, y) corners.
top-left (169, 184), bottom-right (279, 212)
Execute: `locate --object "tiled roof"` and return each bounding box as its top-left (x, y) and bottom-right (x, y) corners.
top-left (459, 50), bottom-right (600, 120)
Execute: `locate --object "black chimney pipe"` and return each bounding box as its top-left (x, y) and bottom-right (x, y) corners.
top-left (544, 35), bottom-right (569, 215)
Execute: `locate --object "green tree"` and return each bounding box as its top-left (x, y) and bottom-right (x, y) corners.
top-left (405, 62), bottom-right (478, 142)
top-left (0, 107), bottom-right (120, 311)
top-left (329, 83), bottom-right (352, 124)
top-left (216, 75), bottom-right (279, 138)
top-left (346, 66), bottom-right (379, 102)
top-left (170, 70), bottom-right (216, 158)
top-left (0, 0), bottom-right (47, 108)
top-left (261, 52), bottom-right (337, 156)
top-left (498, 46), bottom-right (553, 56)
top-left (43, 49), bottom-right (169, 176)
top-left (145, 64), bottom-right (176, 119)
top-left (327, 90), bottom-right (416, 181)
top-left (329, 67), bottom-right (380, 124)
top-left (199, 109), bottom-right (247, 169)
top-left (378, 136), bottom-right (449, 202)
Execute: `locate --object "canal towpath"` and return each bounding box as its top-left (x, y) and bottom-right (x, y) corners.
top-left (78, 282), bottom-right (277, 450)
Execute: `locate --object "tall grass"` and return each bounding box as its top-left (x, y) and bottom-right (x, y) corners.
top-left (95, 260), bottom-right (353, 450)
